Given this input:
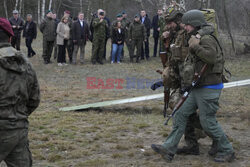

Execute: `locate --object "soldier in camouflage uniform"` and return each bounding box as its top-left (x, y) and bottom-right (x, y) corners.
top-left (151, 10), bottom-right (235, 163)
top-left (91, 11), bottom-right (108, 65)
top-left (128, 14), bottom-right (147, 63)
top-left (121, 11), bottom-right (131, 61)
top-left (40, 10), bottom-right (56, 64)
top-left (0, 18), bottom-right (40, 167)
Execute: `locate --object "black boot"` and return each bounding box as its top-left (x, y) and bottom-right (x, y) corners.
top-left (130, 57), bottom-right (133, 63)
top-left (176, 145), bottom-right (200, 155)
top-left (208, 140), bottom-right (218, 156)
top-left (136, 57), bottom-right (140, 63)
top-left (214, 152), bottom-right (235, 162)
top-left (151, 144), bottom-right (174, 162)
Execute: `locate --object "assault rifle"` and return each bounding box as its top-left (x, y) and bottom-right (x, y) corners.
top-left (163, 64), bottom-right (208, 125)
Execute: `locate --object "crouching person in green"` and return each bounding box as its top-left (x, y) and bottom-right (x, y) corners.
top-left (0, 18), bottom-right (40, 167)
top-left (151, 10), bottom-right (235, 163)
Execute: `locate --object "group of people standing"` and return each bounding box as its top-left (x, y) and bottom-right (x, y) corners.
top-left (8, 8), bottom-right (171, 66)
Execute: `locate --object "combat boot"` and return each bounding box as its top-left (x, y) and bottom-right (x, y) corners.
top-left (151, 144), bottom-right (174, 162)
top-left (208, 140), bottom-right (218, 156)
top-left (176, 145), bottom-right (200, 155)
top-left (130, 57), bottom-right (133, 63)
top-left (214, 152), bottom-right (235, 162)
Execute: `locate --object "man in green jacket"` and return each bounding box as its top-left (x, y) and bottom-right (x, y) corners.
top-left (128, 14), bottom-right (147, 63)
top-left (0, 17), bottom-right (40, 167)
top-left (151, 10), bottom-right (235, 163)
top-left (91, 11), bottom-right (108, 65)
top-left (40, 10), bottom-right (56, 64)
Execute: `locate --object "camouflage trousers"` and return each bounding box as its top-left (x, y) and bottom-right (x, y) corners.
top-left (0, 129), bottom-right (32, 167)
top-left (92, 37), bottom-right (105, 63)
top-left (130, 39), bottom-right (143, 59)
top-left (42, 39), bottom-right (54, 62)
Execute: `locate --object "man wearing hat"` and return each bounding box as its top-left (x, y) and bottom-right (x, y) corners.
top-left (40, 10), bottom-right (56, 64)
top-left (0, 17), bottom-right (40, 167)
top-left (91, 11), bottom-right (108, 64)
top-left (9, 10), bottom-right (24, 51)
top-left (128, 14), bottom-right (147, 63)
top-left (121, 11), bottom-right (132, 61)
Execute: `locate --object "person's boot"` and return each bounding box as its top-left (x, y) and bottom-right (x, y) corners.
top-left (151, 144), bottom-right (174, 162)
top-left (130, 57), bottom-right (133, 63)
top-left (208, 140), bottom-right (218, 156)
top-left (176, 145), bottom-right (200, 155)
top-left (214, 152), bottom-right (235, 162)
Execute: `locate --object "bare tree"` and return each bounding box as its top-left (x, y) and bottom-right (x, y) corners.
top-left (49, 0), bottom-right (53, 10)
top-left (15, 0), bottom-right (19, 10)
top-left (80, 0), bottom-right (83, 12)
top-left (19, 0), bottom-right (23, 15)
top-left (3, 0), bottom-right (8, 18)
top-left (42, 0), bottom-right (46, 19)
top-left (38, 0), bottom-right (41, 24)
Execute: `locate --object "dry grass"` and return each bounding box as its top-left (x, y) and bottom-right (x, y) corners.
top-left (1, 31), bottom-right (249, 167)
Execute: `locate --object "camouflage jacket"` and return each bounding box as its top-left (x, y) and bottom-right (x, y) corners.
top-left (0, 43), bottom-right (40, 130)
top-left (128, 21), bottom-right (147, 40)
top-left (92, 18), bottom-right (108, 39)
top-left (40, 17), bottom-right (56, 41)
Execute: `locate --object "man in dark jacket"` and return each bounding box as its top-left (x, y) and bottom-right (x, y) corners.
top-left (140, 10), bottom-right (151, 60)
top-left (72, 12), bottom-right (90, 64)
top-left (64, 10), bottom-right (74, 63)
top-left (23, 14), bottom-right (37, 58)
top-left (9, 10), bottom-right (24, 51)
top-left (152, 9), bottom-right (162, 57)
top-left (103, 11), bottom-right (111, 60)
top-left (0, 17), bottom-right (40, 167)
top-left (40, 10), bottom-right (56, 64)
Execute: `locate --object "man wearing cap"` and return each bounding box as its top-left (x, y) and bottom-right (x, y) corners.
top-left (92, 11), bottom-right (108, 64)
top-left (9, 10), bottom-right (24, 51)
top-left (128, 14), bottom-right (147, 63)
top-left (151, 10), bottom-right (235, 163)
top-left (0, 17), bottom-right (40, 167)
top-left (40, 10), bottom-right (56, 64)
top-left (121, 11), bottom-right (132, 61)
top-left (140, 10), bottom-right (151, 60)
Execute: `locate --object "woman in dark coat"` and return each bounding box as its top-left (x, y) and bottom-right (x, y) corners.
top-left (111, 21), bottom-right (125, 64)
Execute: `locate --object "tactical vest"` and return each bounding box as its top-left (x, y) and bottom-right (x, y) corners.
top-left (183, 34), bottom-right (224, 87)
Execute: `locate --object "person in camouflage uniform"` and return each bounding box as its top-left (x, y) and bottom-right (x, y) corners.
top-left (151, 10), bottom-right (235, 163)
top-left (0, 17), bottom-right (40, 167)
top-left (121, 11), bottom-right (131, 61)
top-left (91, 11), bottom-right (108, 65)
top-left (128, 14), bottom-right (147, 63)
top-left (40, 10), bottom-right (56, 64)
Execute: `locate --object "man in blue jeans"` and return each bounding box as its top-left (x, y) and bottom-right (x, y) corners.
top-left (151, 10), bottom-right (235, 163)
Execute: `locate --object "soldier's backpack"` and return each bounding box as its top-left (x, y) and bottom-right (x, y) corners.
top-left (200, 9), bottom-right (219, 38)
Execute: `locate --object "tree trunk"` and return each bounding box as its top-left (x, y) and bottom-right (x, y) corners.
top-left (80, 0), bottom-right (83, 12)
top-left (38, 0), bottom-right (41, 24)
top-left (222, 0), bottom-right (236, 56)
top-left (49, 0), bottom-right (53, 10)
top-left (19, 0), bottom-right (23, 15)
top-left (15, 0), bottom-right (19, 10)
top-left (42, 0), bottom-right (46, 19)
top-left (3, 0), bottom-right (8, 18)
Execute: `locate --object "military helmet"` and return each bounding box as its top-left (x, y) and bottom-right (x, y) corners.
top-left (182, 10), bottom-right (206, 27)
top-left (165, 10), bottom-right (183, 24)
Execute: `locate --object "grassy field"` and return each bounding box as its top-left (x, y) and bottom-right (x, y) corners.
top-left (1, 31), bottom-right (250, 167)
